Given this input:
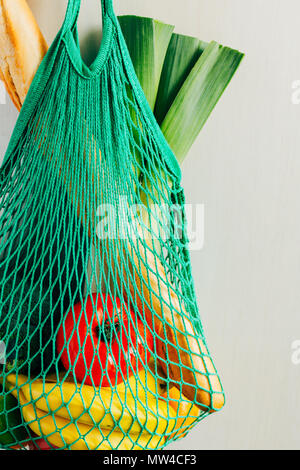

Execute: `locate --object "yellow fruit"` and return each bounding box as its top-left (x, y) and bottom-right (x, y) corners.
top-left (6, 373), bottom-right (176, 436)
top-left (162, 387), bottom-right (203, 440)
top-left (7, 361), bottom-right (200, 449)
top-left (10, 389), bottom-right (160, 450)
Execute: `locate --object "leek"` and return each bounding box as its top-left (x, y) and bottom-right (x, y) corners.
top-left (119, 16), bottom-right (244, 164)
top-left (155, 34), bottom-right (208, 125)
top-left (118, 16), bottom-right (174, 111)
top-left (160, 41), bottom-right (244, 163)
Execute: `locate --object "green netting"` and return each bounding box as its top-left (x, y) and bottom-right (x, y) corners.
top-left (0, 0), bottom-right (225, 451)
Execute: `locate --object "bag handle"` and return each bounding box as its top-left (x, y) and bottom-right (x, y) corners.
top-left (62, 0), bottom-right (115, 36)
top-left (101, 0), bottom-right (114, 16)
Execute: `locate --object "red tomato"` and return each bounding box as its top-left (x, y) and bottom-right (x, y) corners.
top-left (57, 294), bottom-right (153, 387)
top-left (10, 438), bottom-right (57, 451)
top-left (32, 438), bottom-right (58, 450)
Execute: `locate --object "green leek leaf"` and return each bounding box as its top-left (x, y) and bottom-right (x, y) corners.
top-left (161, 41), bottom-right (244, 163)
top-left (118, 16), bottom-right (174, 111)
top-left (155, 33), bottom-right (208, 125)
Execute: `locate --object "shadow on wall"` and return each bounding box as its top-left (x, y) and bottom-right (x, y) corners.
top-left (27, 0), bottom-right (103, 58)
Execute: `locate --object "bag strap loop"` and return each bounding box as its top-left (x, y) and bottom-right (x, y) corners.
top-left (62, 0), bottom-right (115, 36)
top-left (62, 0), bottom-right (81, 35)
top-left (101, 0), bottom-right (114, 16)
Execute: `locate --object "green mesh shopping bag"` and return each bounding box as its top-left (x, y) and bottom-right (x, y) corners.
top-left (0, 0), bottom-right (225, 450)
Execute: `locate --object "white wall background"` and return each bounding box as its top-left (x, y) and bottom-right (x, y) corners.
top-left (1, 0), bottom-right (300, 450)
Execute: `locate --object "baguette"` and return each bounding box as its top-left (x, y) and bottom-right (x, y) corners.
top-left (111, 237), bottom-right (225, 412)
top-left (0, 0), bottom-right (48, 110)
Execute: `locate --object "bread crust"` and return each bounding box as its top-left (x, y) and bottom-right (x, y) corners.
top-left (0, 0), bottom-right (48, 108)
top-left (0, 60), bottom-right (22, 109)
